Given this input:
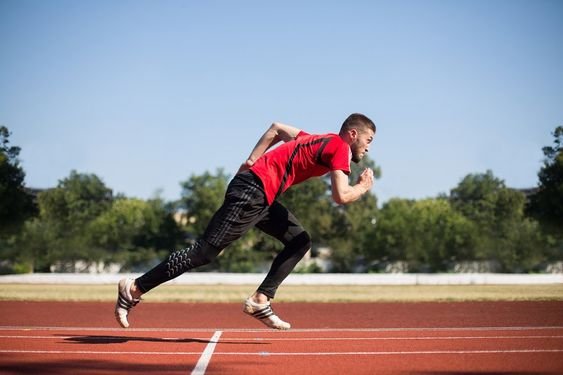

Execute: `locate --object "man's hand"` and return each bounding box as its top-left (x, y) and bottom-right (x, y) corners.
top-left (357, 168), bottom-right (374, 192)
top-left (330, 168), bottom-right (374, 205)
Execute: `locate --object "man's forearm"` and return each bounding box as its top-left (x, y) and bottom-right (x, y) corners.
top-left (246, 127), bottom-right (281, 164)
top-left (244, 122), bottom-right (301, 166)
top-left (333, 183), bottom-right (369, 205)
top-left (331, 169), bottom-right (374, 205)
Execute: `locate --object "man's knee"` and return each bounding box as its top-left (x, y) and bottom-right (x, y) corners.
top-left (190, 240), bottom-right (221, 265)
top-left (166, 240), bottom-right (220, 278)
top-left (289, 230), bottom-right (312, 255)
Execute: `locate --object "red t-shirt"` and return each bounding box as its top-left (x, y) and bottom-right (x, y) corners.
top-left (250, 131), bottom-right (351, 205)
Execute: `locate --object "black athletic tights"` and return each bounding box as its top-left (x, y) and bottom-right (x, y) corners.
top-left (135, 170), bottom-right (312, 299)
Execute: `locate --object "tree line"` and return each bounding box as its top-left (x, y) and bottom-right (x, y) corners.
top-left (0, 125), bottom-right (561, 274)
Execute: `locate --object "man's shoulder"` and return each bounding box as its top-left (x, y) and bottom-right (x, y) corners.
top-left (297, 132), bottom-right (341, 142)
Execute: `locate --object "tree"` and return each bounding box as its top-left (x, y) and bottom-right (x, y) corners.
top-left (38, 170), bottom-right (112, 227)
top-left (370, 198), bottom-right (416, 264)
top-left (180, 169), bottom-right (229, 238)
top-left (12, 218), bottom-right (52, 273)
top-left (450, 170), bottom-right (506, 224)
top-left (88, 197), bottom-right (182, 270)
top-left (0, 126), bottom-right (36, 235)
top-left (369, 198), bottom-right (476, 272)
top-left (13, 171), bottom-right (186, 273)
top-left (450, 171), bottom-right (527, 238)
top-left (327, 156), bottom-right (381, 271)
top-left (527, 126), bottom-right (563, 233)
top-left (449, 171), bottom-right (546, 271)
top-left (15, 171), bottom-right (113, 271)
top-left (408, 199), bottom-right (477, 271)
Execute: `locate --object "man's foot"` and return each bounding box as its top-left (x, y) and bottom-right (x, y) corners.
top-left (114, 278), bottom-right (140, 328)
top-left (243, 298), bottom-right (291, 330)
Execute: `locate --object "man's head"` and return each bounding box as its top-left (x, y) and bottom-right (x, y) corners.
top-left (339, 113), bottom-right (376, 163)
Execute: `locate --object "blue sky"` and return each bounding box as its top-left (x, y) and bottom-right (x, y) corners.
top-left (1, 0), bottom-right (562, 205)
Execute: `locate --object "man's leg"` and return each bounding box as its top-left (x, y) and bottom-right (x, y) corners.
top-left (254, 201), bottom-right (312, 299)
top-left (139, 171), bottom-right (268, 290)
top-left (115, 170), bottom-right (269, 328)
top-left (241, 202), bottom-right (311, 330)
top-left (135, 239), bottom-right (221, 293)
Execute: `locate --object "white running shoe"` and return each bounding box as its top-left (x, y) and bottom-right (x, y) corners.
top-left (243, 298), bottom-right (291, 330)
top-left (114, 278), bottom-right (140, 328)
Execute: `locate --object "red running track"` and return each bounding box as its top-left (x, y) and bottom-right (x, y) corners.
top-left (0, 301), bottom-right (562, 374)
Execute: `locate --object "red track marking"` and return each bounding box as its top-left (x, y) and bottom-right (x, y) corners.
top-left (213, 328), bottom-right (563, 374)
top-left (0, 301), bottom-right (562, 374)
top-left (1, 300), bottom-right (562, 328)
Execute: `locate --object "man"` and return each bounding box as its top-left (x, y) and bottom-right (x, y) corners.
top-left (115, 113), bottom-right (376, 330)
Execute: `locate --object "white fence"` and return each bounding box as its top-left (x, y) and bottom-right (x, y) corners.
top-left (0, 273), bottom-right (562, 285)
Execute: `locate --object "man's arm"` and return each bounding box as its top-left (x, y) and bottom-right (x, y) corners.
top-left (238, 122), bottom-right (301, 173)
top-left (330, 168), bottom-right (374, 204)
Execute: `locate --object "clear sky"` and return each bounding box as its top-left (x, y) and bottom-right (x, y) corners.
top-left (1, 0), bottom-right (562, 205)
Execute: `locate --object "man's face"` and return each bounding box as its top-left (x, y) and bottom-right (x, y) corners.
top-left (351, 128), bottom-right (375, 163)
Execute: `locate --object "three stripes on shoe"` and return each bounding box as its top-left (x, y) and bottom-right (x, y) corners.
top-left (118, 291), bottom-right (139, 310)
top-left (250, 305), bottom-right (275, 320)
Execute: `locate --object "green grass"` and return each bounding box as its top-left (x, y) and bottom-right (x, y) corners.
top-left (1, 284), bottom-right (562, 302)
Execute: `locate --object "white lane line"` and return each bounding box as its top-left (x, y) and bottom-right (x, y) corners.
top-left (191, 330), bottom-right (222, 375)
top-left (242, 335), bottom-right (563, 341)
top-left (246, 349), bottom-right (563, 356)
top-left (0, 350), bottom-right (203, 355)
top-left (1, 326), bottom-right (562, 333)
top-left (2, 334), bottom-right (563, 341)
top-left (0, 349), bottom-right (562, 356)
top-left (0, 335), bottom-right (210, 340)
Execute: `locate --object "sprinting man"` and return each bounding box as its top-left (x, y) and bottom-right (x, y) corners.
top-left (115, 113), bottom-right (376, 330)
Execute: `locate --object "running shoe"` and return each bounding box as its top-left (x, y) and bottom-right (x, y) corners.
top-left (114, 278), bottom-right (140, 328)
top-left (243, 298), bottom-right (291, 330)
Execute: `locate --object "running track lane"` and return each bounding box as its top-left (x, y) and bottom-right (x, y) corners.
top-left (0, 301), bottom-right (562, 374)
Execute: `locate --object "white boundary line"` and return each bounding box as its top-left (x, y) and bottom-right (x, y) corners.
top-left (0, 350), bottom-right (202, 355)
top-left (0, 349), bottom-right (562, 356)
top-left (2, 334), bottom-right (563, 341)
top-left (0, 325), bottom-right (562, 332)
top-left (191, 330), bottom-right (222, 375)
top-left (246, 349), bottom-right (563, 356)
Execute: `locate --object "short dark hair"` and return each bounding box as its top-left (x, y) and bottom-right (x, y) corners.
top-left (339, 113), bottom-right (376, 135)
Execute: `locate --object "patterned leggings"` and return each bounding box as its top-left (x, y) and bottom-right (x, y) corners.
top-left (135, 170), bottom-right (311, 299)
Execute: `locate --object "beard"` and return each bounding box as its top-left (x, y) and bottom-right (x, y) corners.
top-left (351, 152), bottom-right (362, 163)
top-left (351, 143), bottom-right (364, 163)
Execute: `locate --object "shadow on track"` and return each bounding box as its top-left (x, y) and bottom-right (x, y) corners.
top-left (60, 335), bottom-right (263, 345)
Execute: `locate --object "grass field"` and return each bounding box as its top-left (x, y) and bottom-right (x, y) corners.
top-left (1, 283), bottom-right (562, 302)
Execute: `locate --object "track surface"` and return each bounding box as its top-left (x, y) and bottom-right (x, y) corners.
top-left (1, 301), bottom-right (562, 374)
